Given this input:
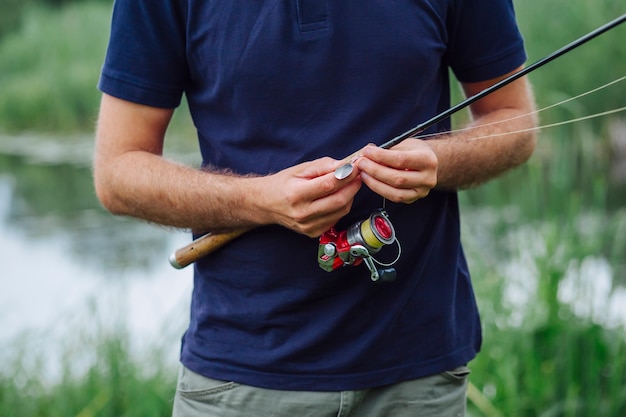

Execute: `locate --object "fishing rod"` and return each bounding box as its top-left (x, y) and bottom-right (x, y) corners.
top-left (169, 13), bottom-right (626, 270)
top-left (334, 12), bottom-right (626, 178)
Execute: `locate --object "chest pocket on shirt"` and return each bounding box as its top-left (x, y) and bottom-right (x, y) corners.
top-left (296, 0), bottom-right (327, 32)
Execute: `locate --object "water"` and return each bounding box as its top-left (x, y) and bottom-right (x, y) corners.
top-left (0, 135), bottom-right (194, 379)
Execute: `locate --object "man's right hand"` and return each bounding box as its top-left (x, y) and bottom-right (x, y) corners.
top-left (248, 157), bottom-right (362, 238)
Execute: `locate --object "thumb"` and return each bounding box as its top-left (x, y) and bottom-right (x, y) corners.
top-left (297, 157), bottom-right (343, 179)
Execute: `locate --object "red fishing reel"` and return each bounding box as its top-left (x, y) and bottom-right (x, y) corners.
top-left (317, 210), bottom-right (400, 282)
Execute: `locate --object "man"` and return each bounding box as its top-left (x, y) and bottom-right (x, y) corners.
top-left (94, 0), bottom-right (536, 415)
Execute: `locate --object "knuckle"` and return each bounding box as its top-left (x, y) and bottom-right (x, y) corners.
top-left (416, 187), bottom-right (432, 200)
top-left (391, 173), bottom-right (410, 188)
top-left (425, 175), bottom-right (438, 189)
top-left (428, 151), bottom-right (439, 167)
top-left (385, 190), bottom-right (406, 204)
top-left (295, 217), bottom-right (317, 235)
top-left (394, 152), bottom-right (410, 169)
top-left (292, 208), bottom-right (312, 225)
top-left (318, 177), bottom-right (337, 194)
top-left (318, 156), bottom-right (335, 165)
top-left (282, 188), bottom-right (299, 206)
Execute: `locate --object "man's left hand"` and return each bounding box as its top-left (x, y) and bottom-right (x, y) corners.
top-left (355, 140), bottom-right (438, 204)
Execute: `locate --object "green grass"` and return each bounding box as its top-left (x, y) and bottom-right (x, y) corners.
top-left (0, 339), bottom-right (176, 417)
top-left (0, 2), bottom-right (110, 132)
top-left (0, 309), bottom-right (177, 417)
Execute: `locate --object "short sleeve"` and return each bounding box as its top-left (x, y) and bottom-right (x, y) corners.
top-left (98, 0), bottom-right (189, 108)
top-left (447, 0), bottom-right (527, 83)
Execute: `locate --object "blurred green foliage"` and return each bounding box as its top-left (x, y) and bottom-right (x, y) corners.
top-left (0, 305), bottom-right (178, 417)
top-left (0, 1), bottom-right (111, 132)
top-left (0, 0), bottom-right (624, 133)
top-left (517, 0), bottom-right (625, 124)
top-left (0, 0), bottom-right (29, 38)
top-left (0, 0), bottom-right (109, 39)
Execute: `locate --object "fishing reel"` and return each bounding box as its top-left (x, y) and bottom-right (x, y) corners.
top-left (317, 210), bottom-right (400, 282)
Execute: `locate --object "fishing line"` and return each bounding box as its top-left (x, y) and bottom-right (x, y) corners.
top-left (442, 106), bottom-right (626, 143)
top-left (412, 75), bottom-right (626, 141)
top-left (369, 13), bottom-right (626, 156)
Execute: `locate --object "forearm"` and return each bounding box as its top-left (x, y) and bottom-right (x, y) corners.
top-left (95, 149), bottom-right (363, 237)
top-left (93, 94), bottom-right (278, 233)
top-left (94, 150), bottom-right (265, 232)
top-left (427, 106), bottom-right (538, 190)
top-left (94, 91), bottom-right (362, 237)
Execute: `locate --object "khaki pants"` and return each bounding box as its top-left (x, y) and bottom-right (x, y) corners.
top-left (172, 365), bottom-right (470, 417)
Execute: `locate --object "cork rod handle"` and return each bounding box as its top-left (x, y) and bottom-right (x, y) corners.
top-left (169, 228), bottom-right (251, 269)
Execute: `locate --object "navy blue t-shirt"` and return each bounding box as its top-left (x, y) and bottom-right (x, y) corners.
top-left (99, 0), bottom-right (526, 390)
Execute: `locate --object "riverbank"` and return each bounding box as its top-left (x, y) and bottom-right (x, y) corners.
top-left (2, 138), bottom-right (625, 416)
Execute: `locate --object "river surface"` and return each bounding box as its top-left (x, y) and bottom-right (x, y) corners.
top-left (0, 135), bottom-right (195, 379)
top-left (1, 134), bottom-right (624, 382)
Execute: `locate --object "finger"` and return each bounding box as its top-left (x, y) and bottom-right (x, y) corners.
top-left (357, 157), bottom-right (433, 190)
top-left (307, 175), bottom-right (362, 216)
top-left (296, 157), bottom-right (352, 179)
top-left (361, 142), bottom-right (437, 172)
top-left (291, 178), bottom-right (363, 236)
top-left (360, 171), bottom-right (431, 204)
top-left (361, 145), bottom-right (407, 170)
top-left (299, 164), bottom-right (361, 202)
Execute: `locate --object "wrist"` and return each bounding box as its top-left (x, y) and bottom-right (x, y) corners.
top-left (234, 175), bottom-right (276, 227)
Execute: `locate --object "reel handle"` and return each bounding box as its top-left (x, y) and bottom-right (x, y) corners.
top-left (169, 228), bottom-right (251, 269)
